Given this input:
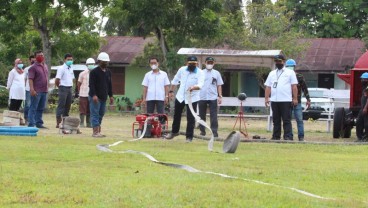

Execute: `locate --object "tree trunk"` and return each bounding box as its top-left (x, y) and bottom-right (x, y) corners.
top-left (155, 27), bottom-right (170, 74)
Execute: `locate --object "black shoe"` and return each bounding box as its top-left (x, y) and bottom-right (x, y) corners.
top-left (284, 138), bottom-right (293, 141)
top-left (37, 125), bottom-right (48, 129)
top-left (200, 132), bottom-right (206, 136)
top-left (186, 138), bottom-right (193, 143)
top-left (164, 132), bottom-right (179, 140)
top-left (271, 137), bottom-right (280, 140)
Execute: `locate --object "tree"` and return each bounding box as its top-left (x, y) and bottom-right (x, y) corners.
top-left (244, 0), bottom-right (309, 88)
top-left (0, 0), bottom-right (108, 75)
top-left (284, 0), bottom-right (368, 38)
top-left (104, 0), bottom-right (246, 75)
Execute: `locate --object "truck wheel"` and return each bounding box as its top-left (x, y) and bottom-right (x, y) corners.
top-left (333, 107), bottom-right (345, 138)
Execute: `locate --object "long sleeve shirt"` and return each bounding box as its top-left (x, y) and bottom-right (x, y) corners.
top-left (296, 73), bottom-right (310, 103)
top-left (88, 66), bottom-right (113, 101)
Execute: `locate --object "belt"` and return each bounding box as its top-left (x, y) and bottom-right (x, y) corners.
top-left (59, 86), bottom-right (72, 88)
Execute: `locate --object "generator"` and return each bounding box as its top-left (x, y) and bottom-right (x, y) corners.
top-left (132, 114), bottom-right (168, 138)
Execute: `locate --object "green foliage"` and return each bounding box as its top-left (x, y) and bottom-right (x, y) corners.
top-left (114, 95), bottom-right (133, 111)
top-left (0, 86), bottom-right (9, 108)
top-left (284, 0), bottom-right (368, 38)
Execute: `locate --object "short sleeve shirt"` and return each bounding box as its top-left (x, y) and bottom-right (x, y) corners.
top-left (78, 69), bottom-right (90, 97)
top-left (142, 70), bottom-right (170, 101)
top-left (56, 63), bottom-right (75, 87)
top-left (264, 68), bottom-right (298, 102)
top-left (28, 62), bottom-right (49, 93)
top-left (200, 69), bottom-right (224, 100)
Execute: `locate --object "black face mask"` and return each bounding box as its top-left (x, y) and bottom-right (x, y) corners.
top-left (188, 65), bottom-right (196, 72)
top-left (275, 63), bottom-right (284, 70)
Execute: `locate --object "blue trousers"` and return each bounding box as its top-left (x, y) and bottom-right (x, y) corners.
top-left (89, 96), bottom-right (106, 127)
top-left (28, 92), bottom-right (47, 127)
top-left (24, 90), bottom-right (31, 120)
top-left (291, 103), bottom-right (304, 139)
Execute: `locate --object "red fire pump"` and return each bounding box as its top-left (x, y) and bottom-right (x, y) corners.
top-left (132, 114), bottom-right (169, 138)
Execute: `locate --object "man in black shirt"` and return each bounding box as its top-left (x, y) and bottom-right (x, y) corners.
top-left (89, 52), bottom-right (114, 137)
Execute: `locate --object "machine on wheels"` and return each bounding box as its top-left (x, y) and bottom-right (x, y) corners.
top-left (132, 114), bottom-right (169, 138)
top-left (333, 51), bottom-right (368, 138)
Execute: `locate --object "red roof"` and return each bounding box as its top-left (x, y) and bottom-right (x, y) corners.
top-left (296, 38), bottom-right (365, 72)
top-left (354, 50), bottom-right (368, 68)
top-left (99, 36), bottom-right (154, 64)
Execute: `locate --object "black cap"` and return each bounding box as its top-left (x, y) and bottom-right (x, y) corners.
top-left (205, 57), bottom-right (215, 62)
top-left (274, 54), bottom-right (286, 61)
top-left (187, 56), bottom-right (198, 63)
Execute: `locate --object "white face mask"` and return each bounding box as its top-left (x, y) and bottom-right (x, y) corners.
top-left (151, 64), bottom-right (158, 70)
top-left (206, 64), bottom-right (213, 70)
top-left (286, 66), bottom-right (295, 71)
top-left (87, 65), bottom-right (95, 70)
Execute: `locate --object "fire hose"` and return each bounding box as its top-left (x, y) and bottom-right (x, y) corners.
top-left (95, 90), bottom-right (338, 200)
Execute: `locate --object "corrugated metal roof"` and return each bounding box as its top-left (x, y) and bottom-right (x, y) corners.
top-left (99, 36), bottom-right (154, 64)
top-left (296, 38), bottom-right (365, 72)
top-left (177, 48), bottom-right (283, 68)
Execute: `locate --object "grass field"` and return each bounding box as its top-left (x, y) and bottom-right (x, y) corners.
top-left (1, 113), bottom-right (367, 207)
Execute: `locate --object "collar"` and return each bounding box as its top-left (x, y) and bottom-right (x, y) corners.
top-left (150, 69), bottom-right (161, 74)
top-left (186, 66), bottom-right (198, 73)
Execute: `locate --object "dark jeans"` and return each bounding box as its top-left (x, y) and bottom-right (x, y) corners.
top-left (356, 110), bottom-right (368, 139)
top-left (171, 99), bottom-right (197, 138)
top-left (28, 92), bottom-right (47, 127)
top-left (88, 96), bottom-right (106, 127)
top-left (198, 100), bottom-right (218, 137)
top-left (271, 102), bottom-right (293, 140)
top-left (24, 90), bottom-right (31, 119)
top-left (56, 86), bottom-right (72, 118)
top-left (9, 99), bottom-right (23, 111)
top-left (146, 100), bottom-right (165, 114)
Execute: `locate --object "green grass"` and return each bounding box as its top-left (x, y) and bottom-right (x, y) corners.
top-left (0, 113), bottom-right (367, 207)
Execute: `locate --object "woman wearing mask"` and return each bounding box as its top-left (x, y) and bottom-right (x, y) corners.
top-left (6, 58), bottom-right (26, 111)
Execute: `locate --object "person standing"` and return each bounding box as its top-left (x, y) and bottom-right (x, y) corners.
top-left (265, 55), bottom-right (298, 140)
top-left (355, 72), bottom-right (368, 142)
top-left (89, 52), bottom-right (114, 137)
top-left (55, 53), bottom-right (75, 128)
top-left (198, 57), bottom-right (224, 138)
top-left (24, 55), bottom-right (36, 124)
top-left (77, 58), bottom-right (95, 127)
top-left (6, 59), bottom-right (25, 111)
top-left (28, 50), bottom-right (49, 128)
top-left (141, 57), bottom-right (170, 114)
top-left (165, 56), bottom-right (205, 142)
top-left (285, 59), bottom-right (311, 141)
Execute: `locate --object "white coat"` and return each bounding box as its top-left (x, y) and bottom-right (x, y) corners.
top-left (7, 68), bottom-right (25, 100)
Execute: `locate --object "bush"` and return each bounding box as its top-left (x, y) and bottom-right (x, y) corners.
top-left (0, 87), bottom-right (9, 108)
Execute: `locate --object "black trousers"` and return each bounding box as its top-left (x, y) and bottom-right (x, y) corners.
top-left (146, 100), bottom-right (165, 114)
top-left (198, 100), bottom-right (218, 137)
top-left (171, 99), bottom-right (197, 138)
top-left (9, 99), bottom-right (23, 111)
top-left (356, 110), bottom-right (368, 139)
top-left (271, 102), bottom-right (293, 140)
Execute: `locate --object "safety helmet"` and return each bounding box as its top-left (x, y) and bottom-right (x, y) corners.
top-left (360, 72), bottom-right (368, 79)
top-left (97, 52), bottom-right (110, 62)
top-left (86, 58), bottom-right (95, 64)
top-left (285, 59), bottom-right (296, 67)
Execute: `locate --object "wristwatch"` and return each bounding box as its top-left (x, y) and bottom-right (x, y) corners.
top-left (218, 95), bottom-right (223, 98)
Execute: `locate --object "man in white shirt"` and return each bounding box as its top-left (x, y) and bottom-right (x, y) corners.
top-left (142, 57), bottom-right (170, 114)
top-left (165, 56), bottom-right (205, 142)
top-left (55, 53), bottom-right (75, 128)
top-left (199, 57), bottom-right (224, 138)
top-left (24, 55), bottom-right (35, 124)
top-left (265, 55), bottom-right (298, 140)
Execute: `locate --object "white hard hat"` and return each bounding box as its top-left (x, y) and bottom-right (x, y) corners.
top-left (86, 58), bottom-right (95, 64)
top-left (97, 52), bottom-right (110, 61)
